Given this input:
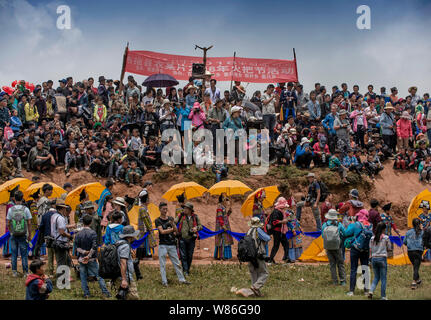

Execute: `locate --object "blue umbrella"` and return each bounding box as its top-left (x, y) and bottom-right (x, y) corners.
top-left (142, 73), bottom-right (179, 88)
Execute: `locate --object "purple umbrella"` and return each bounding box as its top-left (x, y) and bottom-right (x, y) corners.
top-left (142, 73), bottom-right (179, 88)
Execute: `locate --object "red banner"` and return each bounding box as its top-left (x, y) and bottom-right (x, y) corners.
top-left (125, 50), bottom-right (298, 83)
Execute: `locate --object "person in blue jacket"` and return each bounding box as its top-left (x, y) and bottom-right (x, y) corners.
top-left (403, 218), bottom-right (424, 289)
top-left (104, 211), bottom-right (125, 245)
top-left (25, 260), bottom-right (53, 300)
top-left (343, 209), bottom-right (371, 297)
top-left (294, 137), bottom-right (315, 169)
top-left (322, 105), bottom-right (338, 153)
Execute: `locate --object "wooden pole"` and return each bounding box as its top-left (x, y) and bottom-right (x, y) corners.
top-left (293, 48), bottom-right (299, 83)
top-left (230, 51), bottom-right (236, 93)
top-left (119, 42), bottom-right (129, 96)
top-left (194, 45), bottom-right (213, 101)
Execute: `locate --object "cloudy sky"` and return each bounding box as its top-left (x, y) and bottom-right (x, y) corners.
top-left (0, 0), bottom-right (430, 96)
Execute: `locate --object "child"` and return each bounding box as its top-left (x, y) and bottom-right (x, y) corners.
top-left (320, 193), bottom-right (334, 224)
top-left (128, 128), bottom-right (142, 154)
top-left (368, 222), bottom-right (391, 300)
top-left (312, 135), bottom-right (330, 167)
top-left (116, 159), bottom-right (129, 182)
top-left (286, 211), bottom-right (303, 262)
top-left (25, 260), bottom-right (53, 300)
top-left (329, 149), bottom-right (348, 183)
top-left (93, 97), bottom-right (108, 125)
top-left (418, 155), bottom-right (431, 182)
top-left (126, 160), bottom-right (142, 186)
top-left (0, 149), bottom-right (16, 181)
top-left (393, 147), bottom-right (408, 170)
top-left (342, 149), bottom-right (362, 175)
top-left (364, 153), bottom-right (383, 179)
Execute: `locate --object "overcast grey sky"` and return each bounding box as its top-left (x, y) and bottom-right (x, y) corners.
top-left (1, 0), bottom-right (430, 97)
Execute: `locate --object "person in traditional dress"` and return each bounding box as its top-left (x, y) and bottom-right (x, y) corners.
top-left (286, 210), bottom-right (303, 262)
top-left (175, 193), bottom-right (186, 218)
top-left (380, 203), bottom-right (400, 258)
top-left (214, 193), bottom-right (234, 260)
top-left (252, 190), bottom-right (268, 256)
top-left (74, 189), bottom-right (89, 225)
top-left (418, 200), bottom-right (431, 261)
top-left (137, 190), bottom-right (157, 259)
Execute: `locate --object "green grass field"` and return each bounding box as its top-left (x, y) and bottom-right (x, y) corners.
top-left (0, 262), bottom-right (430, 300)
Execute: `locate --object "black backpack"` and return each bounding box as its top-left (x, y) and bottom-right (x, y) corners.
top-left (237, 232), bottom-right (258, 267)
top-left (423, 227), bottom-right (431, 249)
top-left (318, 180), bottom-right (329, 202)
top-left (98, 241), bottom-right (124, 280)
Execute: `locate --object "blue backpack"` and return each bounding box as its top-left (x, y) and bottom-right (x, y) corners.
top-left (352, 222), bottom-right (373, 252)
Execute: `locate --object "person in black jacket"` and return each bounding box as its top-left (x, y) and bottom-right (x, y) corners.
top-left (267, 197), bottom-right (290, 264)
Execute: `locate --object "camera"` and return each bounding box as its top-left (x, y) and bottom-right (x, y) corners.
top-left (116, 286), bottom-right (129, 300)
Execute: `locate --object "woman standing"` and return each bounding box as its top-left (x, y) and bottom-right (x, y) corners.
top-left (137, 190), bottom-right (157, 259)
top-left (368, 222), bottom-right (391, 300)
top-left (267, 197), bottom-right (290, 264)
top-left (349, 103), bottom-right (367, 149)
top-left (380, 203), bottom-right (400, 258)
top-left (101, 195), bottom-right (114, 232)
top-left (418, 200), bottom-right (431, 261)
top-left (403, 218), bottom-right (424, 289)
top-left (214, 193), bottom-right (234, 260)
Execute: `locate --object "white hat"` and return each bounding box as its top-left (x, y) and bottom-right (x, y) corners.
top-left (325, 209), bottom-right (339, 220)
top-left (230, 106), bottom-right (242, 115)
top-left (300, 137), bottom-right (310, 145)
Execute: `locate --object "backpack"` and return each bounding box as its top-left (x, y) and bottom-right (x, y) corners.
top-left (237, 231), bottom-right (258, 266)
top-left (9, 205), bottom-right (27, 237)
top-left (98, 241), bottom-right (124, 280)
top-left (423, 227), bottom-right (431, 249)
top-left (352, 223), bottom-right (373, 252)
top-left (318, 181), bottom-right (329, 202)
top-left (322, 223), bottom-right (341, 250)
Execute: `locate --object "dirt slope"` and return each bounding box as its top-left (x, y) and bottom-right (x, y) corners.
top-left (0, 163), bottom-right (427, 263)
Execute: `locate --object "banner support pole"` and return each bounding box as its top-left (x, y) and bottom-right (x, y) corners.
top-left (120, 42), bottom-right (129, 95)
top-left (293, 48), bottom-right (299, 83)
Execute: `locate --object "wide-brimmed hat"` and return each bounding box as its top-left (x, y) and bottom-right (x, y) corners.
top-left (186, 85), bottom-right (198, 93)
top-left (119, 225), bottom-right (140, 239)
top-left (275, 197), bottom-right (289, 210)
top-left (248, 217), bottom-right (264, 228)
top-left (325, 209), bottom-right (339, 221)
top-left (113, 197), bottom-right (126, 207)
top-left (162, 99), bottom-right (171, 107)
top-left (183, 202), bottom-right (194, 212)
top-left (401, 111), bottom-right (411, 120)
top-left (307, 172), bottom-right (315, 178)
top-left (409, 86), bottom-right (418, 92)
top-left (82, 201), bottom-right (94, 210)
top-left (300, 137), bottom-right (310, 145)
top-left (338, 109), bottom-right (347, 116)
top-left (384, 103), bottom-right (394, 110)
top-left (55, 198), bottom-right (68, 208)
top-left (230, 106), bottom-right (242, 115)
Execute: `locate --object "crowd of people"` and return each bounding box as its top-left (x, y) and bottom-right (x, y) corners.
top-left (1, 76), bottom-right (431, 300)
top-left (1, 77), bottom-right (431, 185)
top-left (2, 175), bottom-right (431, 300)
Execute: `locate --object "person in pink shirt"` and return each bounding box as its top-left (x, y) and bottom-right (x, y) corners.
top-left (396, 111), bottom-right (413, 150)
top-left (188, 102), bottom-right (206, 131)
top-left (101, 195), bottom-right (114, 231)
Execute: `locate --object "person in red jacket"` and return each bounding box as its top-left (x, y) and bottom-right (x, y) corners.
top-left (338, 189), bottom-right (364, 219)
top-left (313, 135), bottom-right (330, 167)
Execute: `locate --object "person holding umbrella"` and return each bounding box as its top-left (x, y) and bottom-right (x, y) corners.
top-left (214, 193), bottom-right (234, 260)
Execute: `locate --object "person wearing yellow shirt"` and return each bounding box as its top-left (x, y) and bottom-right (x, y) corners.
top-left (93, 97), bottom-right (107, 125)
top-left (25, 96), bottom-right (39, 124)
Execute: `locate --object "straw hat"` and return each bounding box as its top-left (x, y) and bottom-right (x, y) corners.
top-left (113, 197), bottom-right (126, 207)
top-left (384, 102), bottom-right (394, 110)
top-left (186, 85), bottom-right (197, 93)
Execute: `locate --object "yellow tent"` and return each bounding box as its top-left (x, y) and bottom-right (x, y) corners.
top-left (24, 182), bottom-right (66, 201)
top-left (407, 189), bottom-right (431, 228)
top-left (298, 236), bottom-right (328, 262)
top-left (128, 203), bottom-right (160, 230)
top-left (0, 178), bottom-right (33, 204)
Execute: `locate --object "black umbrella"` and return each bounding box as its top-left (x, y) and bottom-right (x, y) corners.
top-left (142, 73), bottom-right (179, 88)
top-left (120, 122), bottom-right (141, 133)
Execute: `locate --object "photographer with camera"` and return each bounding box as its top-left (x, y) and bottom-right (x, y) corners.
top-left (159, 99), bottom-right (176, 134)
top-left (174, 202), bottom-right (202, 276)
top-left (274, 128), bottom-right (293, 165)
top-left (296, 173), bottom-right (324, 230)
top-left (50, 198), bottom-right (74, 277)
top-left (155, 202), bottom-right (190, 287)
